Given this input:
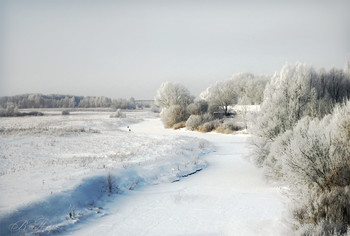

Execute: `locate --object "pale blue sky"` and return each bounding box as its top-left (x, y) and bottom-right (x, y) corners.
top-left (1, 0), bottom-right (349, 99)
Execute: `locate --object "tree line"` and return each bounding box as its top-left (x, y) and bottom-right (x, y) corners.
top-left (0, 94), bottom-right (138, 110)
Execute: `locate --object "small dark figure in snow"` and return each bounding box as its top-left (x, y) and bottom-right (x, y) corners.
top-left (127, 126), bottom-right (131, 131)
top-left (69, 212), bottom-right (73, 219)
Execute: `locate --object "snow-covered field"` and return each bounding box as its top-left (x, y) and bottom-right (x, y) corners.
top-left (0, 110), bottom-right (286, 235)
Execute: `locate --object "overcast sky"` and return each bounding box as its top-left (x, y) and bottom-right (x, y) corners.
top-left (1, 0), bottom-right (349, 99)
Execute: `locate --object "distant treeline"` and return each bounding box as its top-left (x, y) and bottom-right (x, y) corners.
top-left (0, 94), bottom-right (152, 110)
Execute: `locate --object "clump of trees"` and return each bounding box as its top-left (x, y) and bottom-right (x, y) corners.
top-left (250, 62), bottom-right (350, 235)
top-left (155, 73), bottom-right (268, 132)
top-left (200, 73), bottom-right (269, 116)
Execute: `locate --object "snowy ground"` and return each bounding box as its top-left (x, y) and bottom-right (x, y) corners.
top-left (0, 110), bottom-right (287, 235)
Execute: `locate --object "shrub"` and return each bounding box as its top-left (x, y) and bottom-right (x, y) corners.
top-left (279, 102), bottom-right (350, 234)
top-left (106, 172), bottom-right (119, 194)
top-left (110, 109), bottom-right (126, 118)
top-left (187, 100), bottom-right (208, 115)
top-left (186, 114), bottom-right (214, 131)
top-left (62, 110), bottom-right (70, 115)
top-left (198, 122), bottom-right (213, 132)
top-left (263, 130), bottom-right (293, 179)
top-left (213, 118), bottom-right (244, 134)
top-left (186, 115), bottom-right (203, 131)
top-left (293, 186), bottom-right (350, 234)
top-left (197, 120), bottom-right (219, 133)
top-left (161, 105), bottom-right (187, 128)
top-left (0, 103), bottom-right (18, 117)
top-left (222, 119), bottom-right (243, 132)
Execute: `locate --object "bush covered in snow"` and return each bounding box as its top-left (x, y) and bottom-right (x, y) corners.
top-left (62, 110), bottom-right (70, 115)
top-left (187, 100), bottom-right (208, 116)
top-left (219, 118), bottom-right (244, 133)
top-left (186, 115), bottom-right (203, 131)
top-left (279, 103), bottom-right (350, 234)
top-left (185, 114), bottom-right (243, 134)
top-left (0, 103), bottom-right (18, 117)
top-left (198, 120), bottom-right (221, 132)
top-left (161, 105), bottom-right (187, 128)
top-left (110, 109), bottom-right (126, 118)
top-left (186, 114), bottom-right (213, 131)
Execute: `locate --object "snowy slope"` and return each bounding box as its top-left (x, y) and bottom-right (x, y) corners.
top-left (64, 118), bottom-right (287, 236)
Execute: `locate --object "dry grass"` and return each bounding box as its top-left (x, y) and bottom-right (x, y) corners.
top-left (173, 121), bottom-right (186, 130)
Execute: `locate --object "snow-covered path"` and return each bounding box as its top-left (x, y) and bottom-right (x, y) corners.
top-left (66, 118), bottom-right (285, 236)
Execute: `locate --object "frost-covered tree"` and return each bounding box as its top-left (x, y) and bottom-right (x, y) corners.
top-left (155, 82), bottom-right (194, 128)
top-left (229, 73), bottom-right (270, 105)
top-left (155, 82), bottom-right (194, 109)
top-left (200, 80), bottom-right (237, 115)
